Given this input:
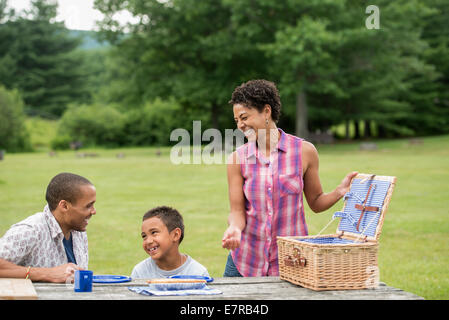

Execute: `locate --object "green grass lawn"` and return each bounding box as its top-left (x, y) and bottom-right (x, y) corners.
top-left (1, 134), bottom-right (448, 299)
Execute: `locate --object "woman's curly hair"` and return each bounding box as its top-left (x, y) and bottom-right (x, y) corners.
top-left (228, 79), bottom-right (281, 123)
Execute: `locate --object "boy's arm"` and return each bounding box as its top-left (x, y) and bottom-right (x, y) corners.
top-left (222, 152), bottom-right (246, 250)
top-left (302, 141), bottom-right (357, 213)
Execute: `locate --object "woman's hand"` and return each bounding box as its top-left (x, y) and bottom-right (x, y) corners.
top-left (335, 171), bottom-right (359, 198)
top-left (222, 225), bottom-right (242, 250)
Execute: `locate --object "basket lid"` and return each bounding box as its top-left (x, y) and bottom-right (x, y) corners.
top-left (334, 173), bottom-right (396, 241)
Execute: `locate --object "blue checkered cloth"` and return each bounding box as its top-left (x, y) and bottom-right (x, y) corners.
top-left (335, 178), bottom-right (391, 237)
top-left (293, 178), bottom-right (392, 245)
top-left (128, 285), bottom-right (222, 296)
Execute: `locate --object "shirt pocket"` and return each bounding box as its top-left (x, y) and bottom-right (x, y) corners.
top-left (279, 174), bottom-right (301, 197)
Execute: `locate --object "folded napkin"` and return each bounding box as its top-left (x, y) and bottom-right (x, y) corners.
top-left (128, 286), bottom-right (222, 296)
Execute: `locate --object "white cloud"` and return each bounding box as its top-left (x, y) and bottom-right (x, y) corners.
top-left (6, 0), bottom-right (138, 31)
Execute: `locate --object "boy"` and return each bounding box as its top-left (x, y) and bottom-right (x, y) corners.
top-left (131, 206), bottom-right (209, 279)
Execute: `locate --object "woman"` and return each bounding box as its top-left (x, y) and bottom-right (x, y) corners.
top-left (221, 79), bottom-right (357, 277)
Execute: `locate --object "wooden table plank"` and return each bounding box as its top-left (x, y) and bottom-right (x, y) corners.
top-left (32, 277), bottom-right (424, 300)
top-left (0, 279), bottom-right (38, 300)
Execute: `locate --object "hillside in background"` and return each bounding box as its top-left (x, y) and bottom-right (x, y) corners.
top-left (69, 29), bottom-right (110, 50)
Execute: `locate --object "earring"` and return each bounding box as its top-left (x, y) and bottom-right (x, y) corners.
top-left (266, 119), bottom-right (269, 125)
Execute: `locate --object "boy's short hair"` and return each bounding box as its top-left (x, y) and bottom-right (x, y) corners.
top-left (228, 79), bottom-right (282, 123)
top-left (46, 172), bottom-right (93, 211)
top-left (143, 206), bottom-right (185, 244)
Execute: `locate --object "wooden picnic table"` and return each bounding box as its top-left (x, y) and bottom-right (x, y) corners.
top-left (33, 276), bottom-right (423, 300)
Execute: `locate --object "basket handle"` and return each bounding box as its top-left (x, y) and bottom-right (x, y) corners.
top-left (360, 174), bottom-right (376, 184)
top-left (284, 247), bottom-right (306, 267)
top-left (316, 216), bottom-right (336, 236)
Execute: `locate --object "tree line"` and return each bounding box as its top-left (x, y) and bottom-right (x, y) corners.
top-left (1, 0), bottom-right (448, 152)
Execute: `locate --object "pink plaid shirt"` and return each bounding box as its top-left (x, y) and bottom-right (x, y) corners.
top-left (231, 128), bottom-right (308, 276)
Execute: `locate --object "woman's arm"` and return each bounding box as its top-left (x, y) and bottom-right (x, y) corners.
top-left (302, 141), bottom-right (358, 213)
top-left (222, 152), bottom-right (246, 250)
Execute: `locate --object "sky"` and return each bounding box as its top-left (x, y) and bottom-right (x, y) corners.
top-left (7, 0), bottom-right (138, 30)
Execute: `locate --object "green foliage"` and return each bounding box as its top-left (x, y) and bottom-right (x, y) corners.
top-left (94, 0), bottom-right (264, 130)
top-left (404, 0), bottom-right (449, 136)
top-left (0, 86), bottom-right (32, 152)
top-left (54, 104), bottom-right (125, 148)
top-left (50, 134), bottom-right (72, 151)
top-left (0, 0), bottom-right (89, 117)
top-left (52, 99), bottom-right (197, 149)
top-left (2, 0), bottom-right (448, 149)
top-left (78, 47), bottom-right (111, 103)
top-left (0, 0), bottom-right (8, 23)
top-left (93, 0), bottom-right (448, 140)
top-left (25, 117), bottom-right (58, 151)
top-left (122, 98), bottom-right (185, 146)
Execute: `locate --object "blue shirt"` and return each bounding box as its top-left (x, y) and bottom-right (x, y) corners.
top-left (62, 233), bottom-right (77, 264)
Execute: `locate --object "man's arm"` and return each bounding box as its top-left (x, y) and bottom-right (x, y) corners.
top-left (0, 224), bottom-right (81, 282)
top-left (0, 258), bottom-right (30, 279)
top-left (0, 258), bottom-right (80, 282)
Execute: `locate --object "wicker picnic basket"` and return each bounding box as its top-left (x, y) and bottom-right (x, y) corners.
top-left (277, 173), bottom-right (396, 291)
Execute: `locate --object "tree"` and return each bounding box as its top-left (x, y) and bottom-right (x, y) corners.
top-left (0, 86), bottom-right (31, 152)
top-left (0, 0), bottom-right (8, 23)
top-left (401, 0), bottom-right (449, 136)
top-left (258, 0), bottom-right (438, 138)
top-left (0, 0), bottom-right (89, 117)
top-left (95, 0), bottom-right (446, 140)
top-left (95, 0), bottom-right (268, 131)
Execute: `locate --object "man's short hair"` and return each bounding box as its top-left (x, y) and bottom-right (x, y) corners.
top-left (143, 206), bottom-right (185, 244)
top-left (46, 173), bottom-right (93, 211)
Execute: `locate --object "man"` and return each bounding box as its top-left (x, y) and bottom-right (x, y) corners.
top-left (0, 173), bottom-right (96, 282)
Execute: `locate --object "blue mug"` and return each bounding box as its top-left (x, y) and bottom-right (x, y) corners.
top-left (74, 270), bottom-right (93, 292)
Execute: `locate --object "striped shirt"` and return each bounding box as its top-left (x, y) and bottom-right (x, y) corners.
top-left (231, 128), bottom-right (308, 277)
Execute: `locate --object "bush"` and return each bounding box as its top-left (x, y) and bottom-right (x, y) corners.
top-left (25, 117), bottom-right (59, 151)
top-left (50, 134), bottom-right (73, 150)
top-left (52, 98), bottom-right (200, 149)
top-left (53, 103), bottom-right (125, 149)
top-left (0, 86), bottom-right (32, 152)
top-left (122, 98), bottom-right (185, 146)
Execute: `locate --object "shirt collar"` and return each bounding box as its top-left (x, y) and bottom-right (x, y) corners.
top-left (277, 128), bottom-right (288, 153)
top-left (246, 128), bottom-right (288, 159)
top-left (43, 204), bottom-right (64, 239)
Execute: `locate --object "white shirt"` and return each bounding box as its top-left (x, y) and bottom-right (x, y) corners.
top-left (0, 205), bottom-right (89, 269)
top-left (131, 255), bottom-right (209, 279)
